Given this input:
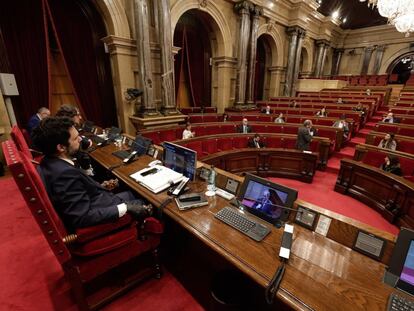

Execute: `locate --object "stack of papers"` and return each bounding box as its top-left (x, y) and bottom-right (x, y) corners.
top-left (130, 165), bottom-right (183, 193)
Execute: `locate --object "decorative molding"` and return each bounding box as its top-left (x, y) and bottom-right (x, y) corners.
top-left (199, 0), bottom-right (208, 8)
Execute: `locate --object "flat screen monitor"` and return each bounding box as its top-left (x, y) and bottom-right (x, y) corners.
top-left (82, 121), bottom-right (94, 133)
top-left (162, 142), bottom-right (197, 181)
top-left (237, 173), bottom-right (298, 226)
top-left (108, 126), bottom-right (122, 140)
top-left (131, 136), bottom-right (152, 156)
top-left (389, 228), bottom-right (414, 295)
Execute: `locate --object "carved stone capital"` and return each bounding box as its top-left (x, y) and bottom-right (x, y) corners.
top-left (234, 1), bottom-right (253, 14)
top-left (365, 46), bottom-right (375, 52)
top-left (286, 26), bottom-right (306, 38)
top-left (376, 45), bottom-right (386, 52)
top-left (286, 26), bottom-right (299, 37)
top-left (315, 40), bottom-right (330, 47)
top-left (333, 48), bottom-right (345, 54)
top-left (251, 5), bottom-right (263, 17)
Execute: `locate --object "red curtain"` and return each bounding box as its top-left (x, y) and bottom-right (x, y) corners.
top-left (0, 0), bottom-right (50, 127)
top-left (0, 0), bottom-right (117, 128)
top-left (46, 0), bottom-right (117, 127)
top-left (173, 17), bottom-right (212, 108)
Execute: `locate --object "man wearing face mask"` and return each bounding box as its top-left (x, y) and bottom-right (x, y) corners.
top-left (31, 117), bottom-right (152, 232)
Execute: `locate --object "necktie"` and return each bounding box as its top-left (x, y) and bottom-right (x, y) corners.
top-left (244, 126), bottom-right (247, 133)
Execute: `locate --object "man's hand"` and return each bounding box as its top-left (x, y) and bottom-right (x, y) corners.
top-left (101, 178), bottom-right (119, 190)
top-left (126, 201), bottom-right (153, 220)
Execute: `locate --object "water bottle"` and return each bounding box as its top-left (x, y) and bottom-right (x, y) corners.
top-left (206, 165), bottom-right (217, 196)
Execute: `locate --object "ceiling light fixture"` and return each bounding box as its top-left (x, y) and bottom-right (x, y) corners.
top-left (360, 0), bottom-right (414, 36)
top-left (332, 10), bottom-right (339, 20)
top-left (342, 17), bottom-right (347, 23)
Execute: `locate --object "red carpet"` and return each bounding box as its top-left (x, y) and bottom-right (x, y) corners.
top-left (0, 177), bottom-right (203, 311)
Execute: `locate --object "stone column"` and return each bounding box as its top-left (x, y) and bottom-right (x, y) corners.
top-left (268, 66), bottom-right (285, 98)
top-left (361, 46), bottom-right (375, 75)
top-left (290, 28), bottom-right (306, 96)
top-left (157, 0), bottom-right (178, 115)
top-left (313, 40), bottom-right (325, 78)
top-left (234, 1), bottom-right (253, 107)
top-left (245, 5), bottom-right (263, 105)
top-left (373, 45), bottom-right (386, 75)
top-left (331, 48), bottom-right (344, 76)
top-left (283, 27), bottom-right (299, 96)
top-left (213, 56), bottom-right (237, 112)
top-left (320, 44), bottom-right (329, 77)
top-left (134, 0), bottom-right (159, 116)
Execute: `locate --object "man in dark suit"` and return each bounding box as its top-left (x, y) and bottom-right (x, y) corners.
top-left (236, 118), bottom-right (252, 133)
top-left (295, 120), bottom-right (314, 151)
top-left (27, 107), bottom-right (50, 135)
top-left (31, 117), bottom-right (150, 231)
top-left (248, 133), bottom-right (265, 148)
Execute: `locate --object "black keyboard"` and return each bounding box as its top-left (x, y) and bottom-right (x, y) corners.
top-left (215, 206), bottom-right (270, 241)
top-left (388, 293), bottom-right (414, 311)
top-left (112, 150), bottom-right (131, 160)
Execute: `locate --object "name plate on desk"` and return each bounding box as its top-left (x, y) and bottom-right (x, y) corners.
top-left (353, 230), bottom-right (386, 260)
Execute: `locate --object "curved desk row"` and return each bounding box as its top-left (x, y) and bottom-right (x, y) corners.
top-left (365, 131), bottom-right (414, 154)
top-left (335, 158), bottom-right (414, 229)
top-left (139, 121), bottom-right (344, 153)
top-left (201, 148), bottom-right (317, 183)
top-left (88, 143), bottom-right (398, 311)
top-left (172, 133), bottom-right (329, 170)
top-left (187, 114), bottom-right (355, 137)
top-left (256, 101), bottom-right (373, 118)
top-left (375, 122), bottom-right (414, 137)
top-left (353, 143), bottom-right (414, 181)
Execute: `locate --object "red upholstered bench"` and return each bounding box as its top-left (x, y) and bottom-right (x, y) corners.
top-left (217, 137), bottom-right (233, 151)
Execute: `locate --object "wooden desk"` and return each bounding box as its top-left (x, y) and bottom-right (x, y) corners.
top-left (336, 158), bottom-right (414, 229)
top-left (90, 144), bottom-right (396, 310)
top-left (202, 148), bottom-right (317, 183)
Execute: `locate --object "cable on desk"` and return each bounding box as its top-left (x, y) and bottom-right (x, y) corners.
top-left (265, 260), bottom-right (286, 305)
top-left (108, 163), bottom-right (123, 171)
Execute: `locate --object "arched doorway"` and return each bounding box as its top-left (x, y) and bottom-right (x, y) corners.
top-left (387, 53), bottom-right (414, 84)
top-left (173, 10), bottom-right (212, 108)
top-left (254, 34), bottom-right (273, 101)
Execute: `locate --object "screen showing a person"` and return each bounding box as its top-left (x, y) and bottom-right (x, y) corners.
top-left (163, 142), bottom-right (197, 181)
top-left (241, 180), bottom-right (289, 221)
top-left (133, 136), bottom-right (151, 155)
top-left (400, 240), bottom-right (414, 286)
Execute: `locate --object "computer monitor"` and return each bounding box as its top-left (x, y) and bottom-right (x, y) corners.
top-left (82, 121), bottom-right (95, 133)
top-left (388, 228), bottom-right (414, 295)
top-left (162, 142), bottom-right (197, 181)
top-left (237, 173), bottom-right (298, 226)
top-left (131, 135), bottom-right (152, 156)
top-left (108, 126), bottom-right (122, 140)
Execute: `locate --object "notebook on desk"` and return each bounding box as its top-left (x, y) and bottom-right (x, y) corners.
top-left (130, 165), bottom-right (183, 193)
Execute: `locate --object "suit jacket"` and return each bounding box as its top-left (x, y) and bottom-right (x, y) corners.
top-left (248, 138), bottom-right (265, 148)
top-left (38, 156), bottom-right (120, 231)
top-left (236, 124), bottom-right (252, 133)
top-left (295, 127), bottom-right (312, 151)
top-left (27, 114), bottom-right (41, 134)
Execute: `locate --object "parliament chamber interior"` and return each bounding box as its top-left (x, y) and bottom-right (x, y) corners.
top-left (2, 0), bottom-right (414, 310)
